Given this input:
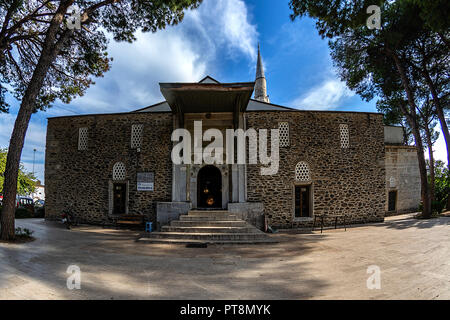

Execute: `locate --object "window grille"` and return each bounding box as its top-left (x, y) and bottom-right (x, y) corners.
top-left (78, 127), bottom-right (88, 150)
top-left (131, 124), bottom-right (143, 149)
top-left (295, 161), bottom-right (310, 181)
top-left (278, 122), bottom-right (290, 147)
top-left (113, 162), bottom-right (126, 180)
top-left (389, 176), bottom-right (396, 188)
top-left (339, 124), bottom-right (349, 148)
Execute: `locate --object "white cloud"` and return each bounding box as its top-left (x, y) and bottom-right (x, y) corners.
top-left (185, 0), bottom-right (258, 61)
top-left (66, 29), bottom-right (207, 114)
top-left (56, 0), bottom-right (258, 114)
top-left (0, 0), bottom-right (259, 184)
top-left (291, 79), bottom-right (355, 110)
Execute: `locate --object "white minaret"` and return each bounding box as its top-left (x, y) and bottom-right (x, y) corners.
top-left (254, 44), bottom-right (270, 103)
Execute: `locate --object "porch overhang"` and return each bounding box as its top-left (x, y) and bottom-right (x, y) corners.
top-left (159, 82), bottom-right (255, 114)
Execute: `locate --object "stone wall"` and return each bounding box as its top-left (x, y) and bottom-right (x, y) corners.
top-left (46, 109), bottom-right (387, 229)
top-left (245, 111), bottom-right (386, 228)
top-left (45, 112), bottom-right (173, 224)
top-left (228, 202), bottom-right (265, 230)
top-left (385, 146), bottom-right (420, 214)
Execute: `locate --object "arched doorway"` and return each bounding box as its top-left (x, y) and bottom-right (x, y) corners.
top-left (197, 165), bottom-right (222, 209)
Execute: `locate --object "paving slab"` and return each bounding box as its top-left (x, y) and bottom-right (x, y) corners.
top-left (0, 214), bottom-right (448, 299)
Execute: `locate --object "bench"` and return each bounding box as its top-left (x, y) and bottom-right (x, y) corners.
top-left (113, 215), bottom-right (145, 229)
top-left (312, 214), bottom-right (347, 233)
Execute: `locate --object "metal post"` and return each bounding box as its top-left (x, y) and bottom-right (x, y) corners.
top-left (32, 148), bottom-right (36, 176)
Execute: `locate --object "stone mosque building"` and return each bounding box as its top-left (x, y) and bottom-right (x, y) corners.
top-left (45, 47), bottom-right (421, 236)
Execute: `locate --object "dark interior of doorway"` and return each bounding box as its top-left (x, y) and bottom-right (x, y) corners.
top-left (197, 165), bottom-right (222, 209)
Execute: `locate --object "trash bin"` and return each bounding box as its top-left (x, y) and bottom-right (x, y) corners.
top-left (145, 222), bottom-right (153, 233)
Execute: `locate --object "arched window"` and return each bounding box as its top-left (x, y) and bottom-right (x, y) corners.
top-left (112, 162), bottom-right (126, 180)
top-left (295, 161), bottom-right (310, 181)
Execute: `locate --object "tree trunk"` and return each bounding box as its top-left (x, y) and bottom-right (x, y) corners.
top-left (389, 51), bottom-right (431, 218)
top-left (424, 124), bottom-right (435, 202)
top-left (0, 0), bottom-right (73, 241)
top-left (421, 64), bottom-right (450, 210)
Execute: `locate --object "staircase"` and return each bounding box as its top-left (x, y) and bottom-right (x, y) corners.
top-left (137, 210), bottom-right (276, 244)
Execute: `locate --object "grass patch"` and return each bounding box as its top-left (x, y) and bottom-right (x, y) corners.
top-left (0, 227), bottom-right (36, 243)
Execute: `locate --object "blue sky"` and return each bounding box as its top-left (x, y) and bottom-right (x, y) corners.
top-left (0, 0), bottom-right (447, 183)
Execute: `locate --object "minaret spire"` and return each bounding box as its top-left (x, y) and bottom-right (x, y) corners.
top-left (254, 43), bottom-right (269, 103)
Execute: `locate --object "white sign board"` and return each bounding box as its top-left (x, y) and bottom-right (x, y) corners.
top-left (137, 172), bottom-right (154, 191)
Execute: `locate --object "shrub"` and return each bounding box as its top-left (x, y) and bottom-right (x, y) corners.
top-left (0, 207), bottom-right (42, 218)
top-left (34, 206), bottom-right (45, 218)
top-left (14, 227), bottom-right (35, 242)
top-left (15, 208), bottom-right (34, 219)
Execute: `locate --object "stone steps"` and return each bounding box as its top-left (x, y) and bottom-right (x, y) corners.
top-left (137, 238), bottom-right (276, 245)
top-left (170, 220), bottom-right (248, 227)
top-left (138, 209), bottom-right (276, 245)
top-left (179, 215), bottom-right (239, 221)
top-left (187, 210), bottom-right (230, 217)
top-left (162, 226), bottom-right (257, 233)
top-left (148, 231), bottom-right (269, 241)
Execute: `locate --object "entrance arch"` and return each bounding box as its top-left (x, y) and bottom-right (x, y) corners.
top-left (197, 165), bottom-right (222, 209)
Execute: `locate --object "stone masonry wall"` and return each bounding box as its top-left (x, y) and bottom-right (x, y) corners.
top-left (245, 111), bottom-right (386, 228)
top-left (45, 112), bottom-right (173, 224)
top-left (385, 146), bottom-right (420, 214)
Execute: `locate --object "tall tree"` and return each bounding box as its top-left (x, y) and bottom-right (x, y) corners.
top-left (289, 0), bottom-right (449, 218)
top-left (418, 97), bottom-right (440, 202)
top-left (0, 0), bottom-right (201, 240)
top-left (405, 29), bottom-right (450, 208)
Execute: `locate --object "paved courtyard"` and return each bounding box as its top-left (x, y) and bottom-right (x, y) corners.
top-left (0, 214), bottom-right (449, 299)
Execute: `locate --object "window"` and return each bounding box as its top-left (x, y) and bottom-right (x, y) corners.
top-left (78, 127), bottom-right (88, 150)
top-left (339, 124), bottom-right (349, 148)
top-left (388, 190), bottom-right (397, 212)
top-left (112, 162), bottom-right (126, 180)
top-left (278, 122), bottom-right (289, 147)
top-left (131, 124), bottom-right (143, 149)
top-left (294, 185), bottom-right (311, 218)
top-left (295, 161), bottom-right (310, 181)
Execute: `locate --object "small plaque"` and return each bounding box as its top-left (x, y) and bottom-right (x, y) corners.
top-left (137, 172), bottom-right (154, 191)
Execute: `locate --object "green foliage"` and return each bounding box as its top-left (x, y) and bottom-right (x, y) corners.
top-left (0, 0), bottom-right (202, 113)
top-left (433, 160), bottom-right (450, 213)
top-left (0, 148), bottom-right (36, 195)
top-left (14, 227), bottom-right (34, 238)
top-left (14, 208), bottom-right (34, 218)
top-left (411, 0), bottom-right (450, 33)
top-left (34, 206), bottom-right (45, 218)
top-left (0, 207), bottom-right (33, 218)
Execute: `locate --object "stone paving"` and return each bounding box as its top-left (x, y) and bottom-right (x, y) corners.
top-left (0, 214), bottom-right (449, 299)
